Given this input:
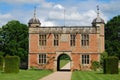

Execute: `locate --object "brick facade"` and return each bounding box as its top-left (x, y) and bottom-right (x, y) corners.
top-left (28, 10), bottom-right (105, 71)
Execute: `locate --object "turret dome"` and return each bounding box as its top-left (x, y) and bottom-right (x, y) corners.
top-left (28, 17), bottom-right (41, 24)
top-left (28, 6), bottom-right (41, 26)
top-left (92, 17), bottom-right (104, 24)
top-left (92, 5), bottom-right (105, 25)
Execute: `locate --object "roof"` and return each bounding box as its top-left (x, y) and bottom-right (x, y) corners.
top-left (28, 17), bottom-right (41, 24)
top-left (92, 17), bottom-right (104, 24)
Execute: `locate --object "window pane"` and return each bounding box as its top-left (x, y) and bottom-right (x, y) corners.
top-left (39, 34), bottom-right (46, 46)
top-left (39, 54), bottom-right (46, 64)
top-left (87, 59), bottom-right (89, 64)
top-left (82, 59), bottom-right (84, 64)
top-left (82, 55), bottom-right (89, 64)
top-left (70, 34), bottom-right (76, 46)
top-left (81, 34), bottom-right (89, 46)
top-left (54, 34), bottom-right (59, 46)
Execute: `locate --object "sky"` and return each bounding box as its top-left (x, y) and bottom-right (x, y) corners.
top-left (0, 0), bottom-right (120, 27)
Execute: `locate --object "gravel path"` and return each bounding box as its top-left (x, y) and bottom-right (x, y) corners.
top-left (40, 62), bottom-right (72, 80)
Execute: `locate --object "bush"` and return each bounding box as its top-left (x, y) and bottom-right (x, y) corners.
top-left (5, 56), bottom-right (20, 73)
top-left (91, 61), bottom-right (100, 71)
top-left (100, 51), bottom-right (108, 68)
top-left (104, 56), bottom-right (119, 74)
top-left (0, 56), bottom-right (4, 71)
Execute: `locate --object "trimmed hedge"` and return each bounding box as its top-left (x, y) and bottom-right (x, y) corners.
top-left (5, 56), bottom-right (20, 73)
top-left (104, 56), bottom-right (119, 74)
top-left (0, 56), bottom-right (4, 71)
top-left (91, 61), bottom-right (100, 71)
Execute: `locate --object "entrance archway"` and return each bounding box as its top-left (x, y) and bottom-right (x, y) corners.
top-left (57, 53), bottom-right (71, 71)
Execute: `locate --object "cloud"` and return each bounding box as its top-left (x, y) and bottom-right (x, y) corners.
top-left (101, 1), bottom-right (120, 20)
top-left (1, 0), bottom-right (53, 9)
top-left (0, 13), bottom-right (12, 19)
top-left (41, 20), bottom-right (56, 26)
top-left (102, 0), bottom-right (120, 12)
top-left (53, 4), bottom-right (65, 10)
top-left (0, 13), bottom-right (13, 27)
top-left (0, 0), bottom-right (113, 27)
top-left (48, 9), bottom-right (107, 26)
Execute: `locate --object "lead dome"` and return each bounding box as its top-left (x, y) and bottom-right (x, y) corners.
top-left (28, 17), bottom-right (41, 24)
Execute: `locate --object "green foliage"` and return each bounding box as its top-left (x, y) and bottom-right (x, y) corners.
top-left (104, 56), bottom-right (119, 74)
top-left (100, 51), bottom-right (108, 67)
top-left (91, 61), bottom-right (100, 71)
top-left (0, 56), bottom-right (4, 71)
top-left (0, 20), bottom-right (28, 68)
top-left (60, 54), bottom-right (70, 60)
top-left (0, 28), bottom-right (4, 53)
top-left (105, 15), bottom-right (120, 59)
top-left (0, 52), bottom-right (5, 56)
top-left (4, 56), bottom-right (20, 73)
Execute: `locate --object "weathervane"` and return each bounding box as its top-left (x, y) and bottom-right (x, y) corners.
top-left (34, 6), bottom-right (37, 18)
top-left (97, 5), bottom-right (99, 17)
top-left (64, 8), bottom-right (66, 27)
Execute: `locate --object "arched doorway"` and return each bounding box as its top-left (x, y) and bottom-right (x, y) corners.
top-left (57, 53), bottom-right (71, 71)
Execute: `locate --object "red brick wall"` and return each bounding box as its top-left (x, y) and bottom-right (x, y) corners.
top-left (71, 53), bottom-right (80, 70)
top-left (35, 34), bottom-right (99, 53)
top-left (91, 54), bottom-right (99, 61)
top-left (46, 54), bottom-right (56, 69)
top-left (29, 34), bottom-right (39, 53)
top-left (29, 53), bottom-right (38, 67)
top-left (29, 32), bottom-right (102, 70)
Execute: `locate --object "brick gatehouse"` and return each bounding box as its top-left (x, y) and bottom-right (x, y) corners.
top-left (28, 7), bottom-right (105, 71)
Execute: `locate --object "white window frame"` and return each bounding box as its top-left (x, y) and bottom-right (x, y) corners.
top-left (38, 54), bottom-right (47, 64)
top-left (81, 54), bottom-right (90, 65)
top-left (70, 34), bottom-right (76, 46)
top-left (81, 34), bottom-right (89, 46)
top-left (39, 34), bottom-right (46, 46)
top-left (54, 34), bottom-right (59, 46)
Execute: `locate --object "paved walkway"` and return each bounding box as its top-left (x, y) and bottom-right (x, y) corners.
top-left (40, 62), bottom-right (72, 80)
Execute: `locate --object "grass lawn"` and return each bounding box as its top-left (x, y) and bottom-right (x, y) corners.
top-left (72, 70), bottom-right (120, 80)
top-left (60, 60), bottom-right (70, 68)
top-left (0, 70), bottom-right (52, 80)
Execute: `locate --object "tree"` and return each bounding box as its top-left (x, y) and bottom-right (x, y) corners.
top-left (0, 28), bottom-right (5, 56)
top-left (1, 20), bottom-right (28, 68)
top-left (100, 51), bottom-right (108, 68)
top-left (105, 15), bottom-right (120, 59)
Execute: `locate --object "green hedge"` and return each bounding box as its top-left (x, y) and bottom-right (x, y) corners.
top-left (0, 56), bottom-right (4, 71)
top-left (91, 61), bottom-right (100, 71)
top-left (5, 56), bottom-right (20, 73)
top-left (104, 56), bottom-right (119, 74)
